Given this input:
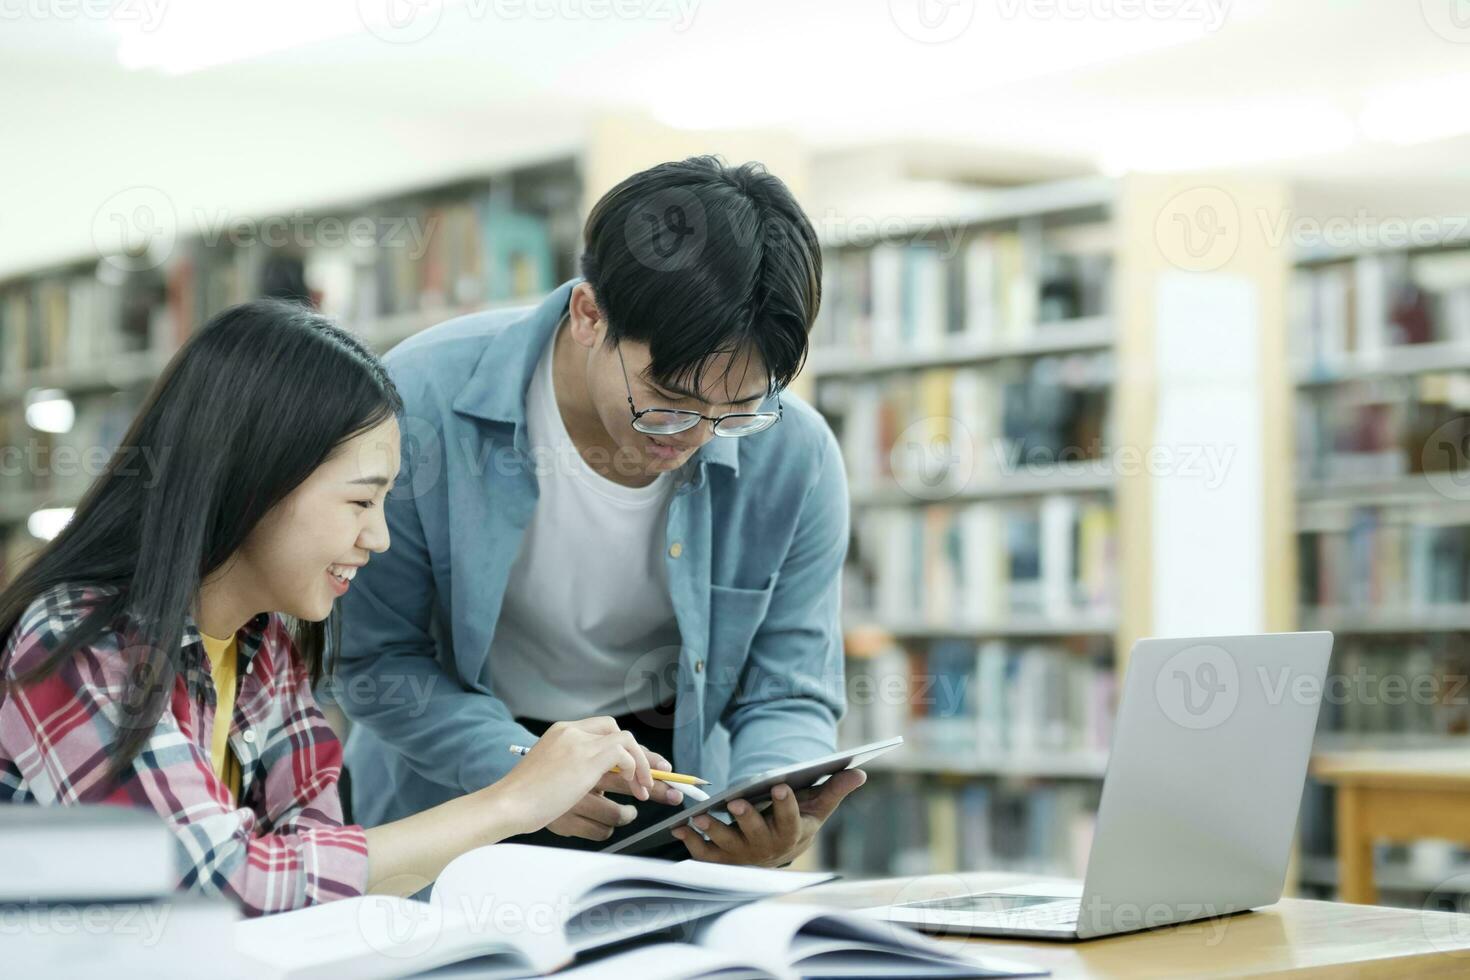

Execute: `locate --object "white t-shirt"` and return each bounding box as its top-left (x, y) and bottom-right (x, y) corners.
top-left (484, 326), bottom-right (682, 721)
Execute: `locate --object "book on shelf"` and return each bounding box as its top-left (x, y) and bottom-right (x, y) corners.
top-left (1293, 249), bottom-right (1470, 370)
top-left (1298, 507), bottom-right (1470, 610)
top-left (840, 638), bottom-right (1115, 763)
top-left (1293, 369), bottom-right (1470, 485)
top-left (0, 265), bottom-right (146, 384)
top-left (1312, 636), bottom-right (1470, 738)
top-left (818, 355), bottom-right (1112, 500)
top-left (813, 222), bottom-right (1110, 357)
top-left (844, 496), bottom-right (1116, 628)
top-left (822, 775), bottom-right (1099, 881)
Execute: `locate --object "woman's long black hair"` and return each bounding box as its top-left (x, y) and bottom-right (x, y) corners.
top-left (0, 298), bottom-right (402, 777)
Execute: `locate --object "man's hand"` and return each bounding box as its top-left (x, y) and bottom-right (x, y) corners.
top-left (545, 748), bottom-right (685, 842)
top-left (670, 769), bottom-right (867, 867)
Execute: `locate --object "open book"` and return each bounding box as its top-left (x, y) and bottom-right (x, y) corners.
top-left (236, 844), bottom-right (834, 979)
top-left (547, 903), bottom-right (1049, 979)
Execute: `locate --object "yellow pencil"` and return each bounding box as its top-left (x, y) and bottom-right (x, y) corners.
top-left (507, 744), bottom-right (710, 786)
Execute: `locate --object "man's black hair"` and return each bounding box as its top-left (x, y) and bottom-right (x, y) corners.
top-left (579, 155), bottom-right (821, 398)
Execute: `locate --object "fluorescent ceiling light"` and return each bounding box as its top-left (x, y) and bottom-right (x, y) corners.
top-left (27, 508), bottom-right (74, 542)
top-left (113, 0), bottom-right (466, 74)
top-left (1359, 75), bottom-right (1470, 147)
top-left (1097, 100), bottom-right (1356, 174)
top-left (24, 389), bottom-right (75, 435)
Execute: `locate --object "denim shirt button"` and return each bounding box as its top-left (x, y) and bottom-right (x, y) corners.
top-left (668, 542), bottom-right (683, 559)
top-left (694, 659), bottom-right (704, 674)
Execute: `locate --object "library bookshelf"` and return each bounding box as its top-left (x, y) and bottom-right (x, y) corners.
top-left (1291, 234), bottom-right (1470, 902)
top-left (810, 177), bottom-right (1120, 879)
top-left (1, 142), bottom-right (1303, 885)
top-left (0, 155), bottom-right (584, 582)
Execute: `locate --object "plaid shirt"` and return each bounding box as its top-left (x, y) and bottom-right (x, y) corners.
top-left (0, 584), bottom-right (368, 916)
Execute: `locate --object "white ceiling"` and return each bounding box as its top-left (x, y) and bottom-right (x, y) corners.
top-left (3, 0), bottom-right (1469, 276)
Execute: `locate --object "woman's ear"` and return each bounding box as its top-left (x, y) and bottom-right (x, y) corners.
top-left (567, 282), bottom-right (603, 350)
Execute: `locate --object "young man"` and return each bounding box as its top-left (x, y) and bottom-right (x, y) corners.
top-left (337, 156), bottom-right (861, 867)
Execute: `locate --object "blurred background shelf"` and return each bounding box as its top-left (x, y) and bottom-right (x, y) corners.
top-left (844, 615), bottom-right (1119, 641)
top-left (1300, 606), bottom-right (1470, 634)
top-left (807, 316), bottom-right (1113, 378)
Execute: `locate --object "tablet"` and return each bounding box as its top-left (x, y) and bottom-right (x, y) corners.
top-left (604, 735), bottom-right (904, 857)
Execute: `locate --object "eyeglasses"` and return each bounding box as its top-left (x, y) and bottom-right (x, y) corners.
top-left (616, 345), bottom-right (783, 438)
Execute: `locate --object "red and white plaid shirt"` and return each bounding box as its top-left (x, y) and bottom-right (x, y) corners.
top-left (0, 583), bottom-right (368, 916)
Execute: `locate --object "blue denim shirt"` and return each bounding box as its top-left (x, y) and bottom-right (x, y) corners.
top-left (337, 280), bottom-right (849, 827)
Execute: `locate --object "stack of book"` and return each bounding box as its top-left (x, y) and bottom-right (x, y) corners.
top-left (3, 805), bottom-right (239, 979)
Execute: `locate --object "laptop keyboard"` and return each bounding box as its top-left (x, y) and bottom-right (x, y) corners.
top-left (899, 893), bottom-right (1080, 928)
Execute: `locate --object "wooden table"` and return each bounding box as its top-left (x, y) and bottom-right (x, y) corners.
top-left (1312, 750), bottom-right (1470, 906)
top-left (783, 871), bottom-right (1470, 978)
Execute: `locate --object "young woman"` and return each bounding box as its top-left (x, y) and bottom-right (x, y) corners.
top-left (0, 299), bottom-right (663, 915)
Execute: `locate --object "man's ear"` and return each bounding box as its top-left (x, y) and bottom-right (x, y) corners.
top-left (567, 282), bottom-right (603, 350)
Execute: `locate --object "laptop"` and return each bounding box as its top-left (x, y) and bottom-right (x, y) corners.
top-left (870, 631), bottom-right (1334, 941)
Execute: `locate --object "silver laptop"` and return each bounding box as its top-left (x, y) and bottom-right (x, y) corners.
top-left (872, 631), bottom-right (1334, 941)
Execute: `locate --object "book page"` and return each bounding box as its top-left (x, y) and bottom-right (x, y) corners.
top-left (431, 844), bottom-right (834, 953)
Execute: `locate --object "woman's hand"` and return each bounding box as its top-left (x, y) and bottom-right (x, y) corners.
top-left (483, 716), bottom-right (656, 838)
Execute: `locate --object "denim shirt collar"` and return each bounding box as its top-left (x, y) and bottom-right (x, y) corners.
top-left (451, 278), bottom-right (740, 477)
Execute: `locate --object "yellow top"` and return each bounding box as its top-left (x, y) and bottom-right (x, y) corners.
top-left (199, 630), bottom-right (242, 800)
